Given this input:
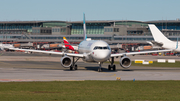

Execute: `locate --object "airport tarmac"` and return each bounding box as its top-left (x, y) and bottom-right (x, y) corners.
top-left (0, 52), bottom-right (180, 82)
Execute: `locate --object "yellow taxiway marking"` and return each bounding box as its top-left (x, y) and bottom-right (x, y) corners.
top-left (110, 74), bottom-right (116, 77)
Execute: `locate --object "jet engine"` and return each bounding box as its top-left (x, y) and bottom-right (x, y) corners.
top-left (60, 56), bottom-right (72, 68)
top-left (119, 56), bottom-right (131, 68)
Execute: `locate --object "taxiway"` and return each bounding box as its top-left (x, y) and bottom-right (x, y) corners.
top-left (0, 52), bottom-right (180, 81)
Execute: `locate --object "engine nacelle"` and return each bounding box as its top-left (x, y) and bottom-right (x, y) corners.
top-left (119, 56), bottom-right (131, 68)
top-left (60, 56), bottom-right (72, 68)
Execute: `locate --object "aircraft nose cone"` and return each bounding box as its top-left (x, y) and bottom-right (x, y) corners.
top-left (93, 50), bottom-right (111, 62)
top-left (98, 52), bottom-right (109, 58)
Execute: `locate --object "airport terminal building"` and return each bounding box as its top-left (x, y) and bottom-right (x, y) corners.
top-left (0, 19), bottom-right (180, 44)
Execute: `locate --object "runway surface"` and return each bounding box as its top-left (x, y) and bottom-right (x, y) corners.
top-left (0, 52), bottom-right (180, 82)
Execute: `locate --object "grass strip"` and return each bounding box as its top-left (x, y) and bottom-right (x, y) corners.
top-left (0, 81), bottom-right (180, 101)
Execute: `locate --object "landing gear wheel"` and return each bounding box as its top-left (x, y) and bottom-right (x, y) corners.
top-left (113, 65), bottom-right (116, 71)
top-left (108, 65), bottom-right (111, 70)
top-left (70, 66), bottom-right (73, 70)
top-left (109, 57), bottom-right (116, 71)
top-left (69, 57), bottom-right (80, 71)
top-left (74, 65), bottom-right (78, 70)
top-left (98, 68), bottom-right (102, 72)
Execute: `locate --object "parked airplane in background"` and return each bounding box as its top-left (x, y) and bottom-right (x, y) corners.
top-left (8, 14), bottom-right (171, 72)
top-left (0, 43), bottom-right (14, 50)
top-left (63, 37), bottom-right (78, 51)
top-left (148, 24), bottom-right (180, 52)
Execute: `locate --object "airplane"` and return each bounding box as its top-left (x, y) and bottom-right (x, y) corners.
top-left (0, 43), bottom-right (14, 50)
top-left (8, 14), bottom-right (172, 72)
top-left (63, 37), bottom-right (78, 51)
top-left (148, 24), bottom-right (180, 52)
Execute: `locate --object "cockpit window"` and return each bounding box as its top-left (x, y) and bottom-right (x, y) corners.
top-left (93, 46), bottom-right (110, 50)
top-left (103, 47), bottom-right (107, 49)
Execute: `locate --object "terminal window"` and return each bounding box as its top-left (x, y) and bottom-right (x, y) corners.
top-left (114, 28), bottom-right (119, 32)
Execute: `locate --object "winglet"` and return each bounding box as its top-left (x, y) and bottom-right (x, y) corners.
top-left (83, 13), bottom-right (87, 40)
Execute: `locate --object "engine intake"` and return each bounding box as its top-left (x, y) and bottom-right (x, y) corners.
top-left (119, 56), bottom-right (131, 68)
top-left (60, 56), bottom-right (72, 68)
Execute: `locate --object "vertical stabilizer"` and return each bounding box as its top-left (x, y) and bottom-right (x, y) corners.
top-left (148, 24), bottom-right (172, 43)
top-left (63, 37), bottom-right (75, 51)
top-left (83, 13), bottom-right (87, 40)
top-left (63, 37), bottom-right (70, 44)
top-left (176, 38), bottom-right (178, 49)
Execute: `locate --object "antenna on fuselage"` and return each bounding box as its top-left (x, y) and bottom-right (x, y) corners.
top-left (83, 13), bottom-right (87, 40)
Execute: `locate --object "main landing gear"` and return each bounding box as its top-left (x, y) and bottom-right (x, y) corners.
top-left (108, 57), bottom-right (116, 71)
top-left (70, 57), bottom-right (79, 70)
top-left (98, 57), bottom-right (116, 72)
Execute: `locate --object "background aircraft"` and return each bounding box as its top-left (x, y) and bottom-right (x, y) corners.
top-left (148, 24), bottom-right (180, 52)
top-left (0, 43), bottom-right (14, 50)
top-left (63, 37), bottom-right (78, 51)
top-left (8, 14), bottom-right (171, 72)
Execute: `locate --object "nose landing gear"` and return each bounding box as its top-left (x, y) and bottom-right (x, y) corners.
top-left (98, 62), bottom-right (102, 72)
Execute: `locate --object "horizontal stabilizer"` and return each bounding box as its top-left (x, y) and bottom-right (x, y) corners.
top-left (151, 41), bottom-right (163, 47)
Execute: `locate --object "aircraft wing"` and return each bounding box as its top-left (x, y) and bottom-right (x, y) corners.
top-left (111, 49), bottom-right (172, 57)
top-left (8, 48), bottom-right (84, 57)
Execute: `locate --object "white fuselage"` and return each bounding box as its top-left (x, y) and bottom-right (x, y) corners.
top-left (162, 41), bottom-right (180, 52)
top-left (78, 40), bottom-right (111, 62)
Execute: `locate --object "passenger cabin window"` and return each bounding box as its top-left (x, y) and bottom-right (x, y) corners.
top-left (93, 46), bottom-right (110, 50)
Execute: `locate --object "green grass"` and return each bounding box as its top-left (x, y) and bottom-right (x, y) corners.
top-left (132, 61), bottom-right (180, 67)
top-left (0, 81), bottom-right (180, 101)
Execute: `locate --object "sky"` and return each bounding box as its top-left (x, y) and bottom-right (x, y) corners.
top-left (0, 0), bottom-right (180, 21)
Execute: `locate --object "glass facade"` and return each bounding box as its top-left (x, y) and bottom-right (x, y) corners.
top-left (43, 22), bottom-right (67, 27)
top-left (32, 29), bottom-right (40, 33)
top-left (0, 35), bottom-right (22, 39)
top-left (0, 23), bottom-right (40, 30)
top-left (114, 37), bottom-right (154, 41)
top-left (1, 20), bottom-right (180, 42)
top-left (115, 21), bottom-right (148, 27)
top-left (0, 34), bottom-right (153, 41)
top-left (0, 35), bottom-right (112, 40)
top-left (0, 22), bottom-right (67, 34)
top-left (71, 23), bottom-right (111, 35)
top-left (127, 31), bottom-right (143, 35)
top-left (0, 30), bottom-right (26, 34)
top-left (51, 28), bottom-right (66, 33)
top-left (154, 23), bottom-right (180, 30)
top-left (1, 34), bottom-right (180, 43)
top-left (104, 28), bottom-right (113, 32)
